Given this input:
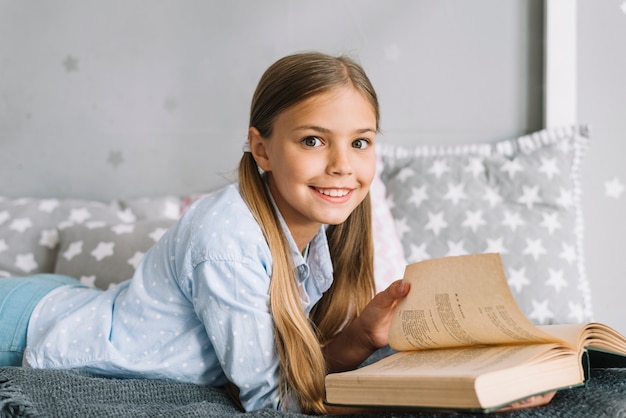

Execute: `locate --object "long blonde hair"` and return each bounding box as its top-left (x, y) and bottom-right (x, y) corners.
top-left (238, 52), bottom-right (378, 414)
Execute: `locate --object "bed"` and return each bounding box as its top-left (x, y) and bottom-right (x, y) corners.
top-left (2, 362), bottom-right (626, 417)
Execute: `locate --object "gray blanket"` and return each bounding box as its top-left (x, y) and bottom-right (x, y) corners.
top-left (1, 367), bottom-right (626, 418)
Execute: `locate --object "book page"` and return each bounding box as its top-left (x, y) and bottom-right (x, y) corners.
top-left (540, 323), bottom-right (626, 355)
top-left (389, 254), bottom-right (558, 351)
top-left (538, 324), bottom-right (585, 348)
top-left (335, 343), bottom-right (569, 378)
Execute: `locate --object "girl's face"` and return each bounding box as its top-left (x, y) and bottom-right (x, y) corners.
top-left (249, 86), bottom-right (377, 249)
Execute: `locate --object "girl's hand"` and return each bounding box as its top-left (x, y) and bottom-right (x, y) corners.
top-left (497, 391), bottom-right (556, 411)
top-left (356, 280), bottom-right (410, 350)
top-left (323, 280), bottom-right (410, 372)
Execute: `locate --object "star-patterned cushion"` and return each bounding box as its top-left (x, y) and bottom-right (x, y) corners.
top-left (0, 198), bottom-right (124, 277)
top-left (53, 219), bottom-right (175, 289)
top-left (0, 196), bottom-right (182, 281)
top-left (378, 126), bottom-right (592, 325)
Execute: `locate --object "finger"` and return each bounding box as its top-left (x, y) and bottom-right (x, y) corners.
top-left (497, 391), bottom-right (556, 411)
top-left (373, 280), bottom-right (410, 308)
top-left (392, 280), bottom-right (410, 297)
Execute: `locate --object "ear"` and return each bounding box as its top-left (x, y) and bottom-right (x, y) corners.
top-left (248, 127), bottom-right (272, 172)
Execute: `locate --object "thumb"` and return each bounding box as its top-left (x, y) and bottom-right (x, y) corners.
top-left (375, 280), bottom-right (410, 308)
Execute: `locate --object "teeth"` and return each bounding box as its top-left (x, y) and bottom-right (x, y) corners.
top-left (318, 189), bottom-right (349, 197)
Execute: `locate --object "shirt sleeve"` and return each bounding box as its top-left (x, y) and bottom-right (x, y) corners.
top-left (189, 258), bottom-right (284, 412)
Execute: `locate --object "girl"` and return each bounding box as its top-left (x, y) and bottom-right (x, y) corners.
top-left (0, 52), bottom-right (553, 414)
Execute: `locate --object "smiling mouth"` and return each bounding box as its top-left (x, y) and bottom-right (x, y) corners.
top-left (315, 188), bottom-right (351, 197)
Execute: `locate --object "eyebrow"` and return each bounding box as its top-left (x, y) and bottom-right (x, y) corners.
top-left (294, 125), bottom-right (376, 134)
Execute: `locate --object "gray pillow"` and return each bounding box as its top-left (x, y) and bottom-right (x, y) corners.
top-left (120, 196), bottom-right (182, 221)
top-left (54, 219), bottom-right (175, 289)
top-left (378, 126), bottom-right (592, 325)
top-left (0, 198), bottom-right (123, 277)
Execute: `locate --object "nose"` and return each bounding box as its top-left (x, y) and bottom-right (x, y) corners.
top-left (327, 146), bottom-right (353, 176)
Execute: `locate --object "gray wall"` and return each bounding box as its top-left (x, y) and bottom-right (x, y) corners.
top-left (578, 0), bottom-right (626, 335)
top-left (2, 1), bottom-right (624, 334)
top-left (0, 0), bottom-right (543, 199)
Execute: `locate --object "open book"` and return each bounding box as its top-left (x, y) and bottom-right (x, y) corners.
top-left (325, 253), bottom-right (626, 412)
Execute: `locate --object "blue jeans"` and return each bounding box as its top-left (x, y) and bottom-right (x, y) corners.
top-left (0, 274), bottom-right (79, 366)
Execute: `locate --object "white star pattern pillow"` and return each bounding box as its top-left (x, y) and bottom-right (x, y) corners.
top-left (53, 219), bottom-right (174, 289)
top-left (0, 198), bottom-right (125, 277)
top-left (0, 196), bottom-right (181, 281)
top-left (378, 126), bottom-right (592, 325)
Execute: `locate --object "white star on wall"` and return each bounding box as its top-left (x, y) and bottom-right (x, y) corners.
top-left (605, 177), bottom-right (624, 199)
top-left (107, 151), bottom-right (124, 168)
top-left (384, 43), bottom-right (401, 63)
top-left (62, 55), bottom-right (79, 72)
top-left (163, 97), bottom-right (178, 113)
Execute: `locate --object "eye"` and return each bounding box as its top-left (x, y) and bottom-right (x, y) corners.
top-left (352, 138), bottom-right (370, 150)
top-left (302, 136), bottom-right (323, 147)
